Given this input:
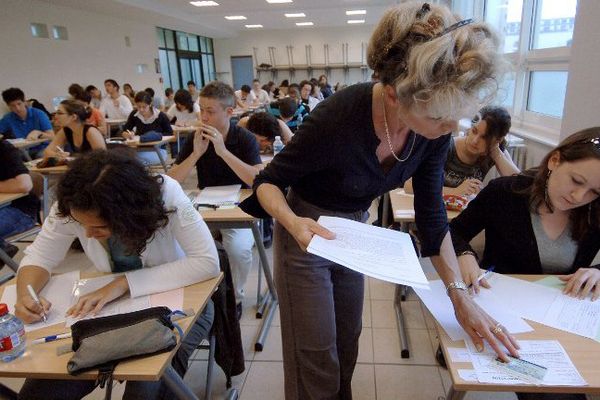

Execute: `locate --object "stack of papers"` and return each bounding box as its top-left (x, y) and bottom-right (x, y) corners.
top-left (451, 340), bottom-right (587, 387)
top-left (307, 216), bottom-right (429, 289)
top-left (192, 184), bottom-right (241, 209)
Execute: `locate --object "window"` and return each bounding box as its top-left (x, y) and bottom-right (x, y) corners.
top-left (454, 0), bottom-right (578, 141)
top-left (156, 27), bottom-right (216, 92)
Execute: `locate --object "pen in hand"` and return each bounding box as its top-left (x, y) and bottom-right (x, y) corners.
top-left (468, 266), bottom-right (495, 291)
top-left (26, 284), bottom-right (48, 323)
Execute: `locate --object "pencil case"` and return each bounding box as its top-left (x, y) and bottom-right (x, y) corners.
top-left (139, 131), bottom-right (163, 143)
top-left (67, 306), bottom-right (180, 378)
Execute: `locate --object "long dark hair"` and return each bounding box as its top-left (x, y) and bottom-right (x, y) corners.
top-left (56, 150), bottom-right (171, 255)
top-left (174, 89), bottom-right (194, 113)
top-left (522, 127), bottom-right (600, 242)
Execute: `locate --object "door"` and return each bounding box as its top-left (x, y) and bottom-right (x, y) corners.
top-left (231, 56), bottom-right (254, 90)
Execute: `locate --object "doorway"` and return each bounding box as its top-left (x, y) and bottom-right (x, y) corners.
top-left (231, 56), bottom-right (254, 90)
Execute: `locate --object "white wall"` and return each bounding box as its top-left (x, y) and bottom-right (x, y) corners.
top-left (0, 0), bottom-right (174, 111)
top-left (560, 0), bottom-right (600, 139)
top-left (213, 25), bottom-right (375, 88)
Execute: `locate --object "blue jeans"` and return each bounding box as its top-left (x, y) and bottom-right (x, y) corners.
top-left (0, 206), bottom-right (36, 248)
top-left (19, 300), bottom-right (215, 400)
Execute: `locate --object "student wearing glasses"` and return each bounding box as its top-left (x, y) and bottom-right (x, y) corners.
top-left (451, 128), bottom-right (600, 297)
top-left (44, 99), bottom-right (106, 158)
top-left (244, 3), bottom-right (519, 399)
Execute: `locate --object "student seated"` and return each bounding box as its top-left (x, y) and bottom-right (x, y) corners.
top-left (0, 139), bottom-right (39, 266)
top-left (145, 87), bottom-right (165, 111)
top-left (0, 87), bottom-right (54, 157)
top-left (318, 74), bottom-right (334, 99)
top-left (234, 85), bottom-right (258, 109)
top-left (168, 81), bottom-right (262, 315)
top-left (238, 111), bottom-right (293, 153)
top-left (187, 80), bottom-right (199, 103)
top-left (122, 91), bottom-right (172, 165)
top-left (73, 91), bottom-right (107, 137)
top-left (405, 106), bottom-right (520, 196)
top-left (44, 100), bottom-right (106, 158)
top-left (251, 79), bottom-right (270, 106)
top-left (167, 89), bottom-right (201, 127)
top-left (164, 87), bottom-right (175, 110)
top-left (16, 149), bottom-right (220, 400)
top-left (99, 79), bottom-right (133, 120)
top-left (123, 83), bottom-right (136, 104)
top-left (85, 85), bottom-right (103, 109)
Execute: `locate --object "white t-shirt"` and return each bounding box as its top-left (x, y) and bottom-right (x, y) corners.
top-left (167, 103), bottom-right (200, 125)
top-left (234, 90), bottom-right (257, 108)
top-left (99, 94), bottom-right (133, 119)
top-left (252, 89), bottom-right (270, 105)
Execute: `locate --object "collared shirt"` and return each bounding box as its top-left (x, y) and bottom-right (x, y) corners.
top-left (99, 94), bottom-right (133, 119)
top-left (175, 123), bottom-right (262, 189)
top-left (123, 109), bottom-right (172, 135)
top-left (234, 90), bottom-right (257, 108)
top-left (252, 82), bottom-right (451, 257)
top-left (0, 107), bottom-right (52, 139)
top-left (20, 175), bottom-right (220, 298)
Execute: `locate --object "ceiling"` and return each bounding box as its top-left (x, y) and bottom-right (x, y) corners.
top-left (49, 0), bottom-right (403, 38)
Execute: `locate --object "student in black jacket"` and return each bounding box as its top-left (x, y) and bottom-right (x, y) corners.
top-left (451, 127), bottom-right (600, 302)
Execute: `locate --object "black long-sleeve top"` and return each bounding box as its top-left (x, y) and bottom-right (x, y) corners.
top-left (450, 175), bottom-right (600, 274)
top-left (123, 110), bottom-right (172, 136)
top-left (249, 82), bottom-right (452, 257)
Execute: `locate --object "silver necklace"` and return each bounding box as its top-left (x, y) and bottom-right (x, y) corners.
top-left (381, 91), bottom-right (416, 162)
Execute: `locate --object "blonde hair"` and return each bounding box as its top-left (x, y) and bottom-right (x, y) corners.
top-left (367, 2), bottom-right (507, 120)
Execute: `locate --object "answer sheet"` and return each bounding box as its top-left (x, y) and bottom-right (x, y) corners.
top-left (0, 271), bottom-right (80, 332)
top-left (307, 216), bottom-right (429, 288)
top-left (192, 184), bottom-right (241, 208)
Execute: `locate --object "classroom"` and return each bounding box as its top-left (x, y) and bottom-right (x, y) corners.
top-left (1, 0), bottom-right (599, 399)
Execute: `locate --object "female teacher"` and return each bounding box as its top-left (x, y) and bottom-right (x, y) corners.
top-left (250, 3), bottom-right (519, 399)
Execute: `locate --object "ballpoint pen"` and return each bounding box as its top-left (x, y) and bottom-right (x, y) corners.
top-left (26, 284), bottom-right (48, 323)
top-left (32, 332), bottom-right (72, 345)
top-left (468, 266), bottom-right (495, 289)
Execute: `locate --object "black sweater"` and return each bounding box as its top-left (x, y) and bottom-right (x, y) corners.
top-left (450, 175), bottom-right (600, 275)
top-left (124, 110), bottom-right (172, 136)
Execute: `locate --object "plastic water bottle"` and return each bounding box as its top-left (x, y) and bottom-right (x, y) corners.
top-left (273, 136), bottom-right (284, 156)
top-left (0, 303), bottom-right (26, 362)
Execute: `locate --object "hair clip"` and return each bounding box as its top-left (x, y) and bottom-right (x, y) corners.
top-left (416, 3), bottom-right (431, 20)
top-left (431, 18), bottom-right (475, 39)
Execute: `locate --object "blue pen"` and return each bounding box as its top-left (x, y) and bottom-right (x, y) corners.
top-left (31, 332), bottom-right (72, 345)
top-left (468, 266), bottom-right (495, 289)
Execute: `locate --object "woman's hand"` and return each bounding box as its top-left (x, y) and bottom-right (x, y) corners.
top-left (450, 290), bottom-right (520, 361)
top-left (15, 295), bottom-right (52, 324)
top-left (122, 130), bottom-right (135, 140)
top-left (458, 255), bottom-right (490, 294)
top-left (288, 216), bottom-right (336, 252)
top-left (454, 178), bottom-right (482, 197)
top-left (559, 268), bottom-right (600, 300)
top-left (67, 276), bottom-right (129, 318)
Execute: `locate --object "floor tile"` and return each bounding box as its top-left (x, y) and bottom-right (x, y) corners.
top-left (184, 359), bottom-right (249, 399)
top-left (253, 325), bottom-right (282, 361)
top-left (369, 278), bottom-right (395, 300)
top-left (352, 364), bottom-right (376, 400)
top-left (371, 299), bottom-right (426, 330)
top-left (373, 328), bottom-right (436, 365)
top-left (357, 328), bottom-right (373, 363)
top-left (239, 361), bottom-right (285, 400)
top-left (362, 299), bottom-right (372, 328)
top-left (375, 364), bottom-right (445, 400)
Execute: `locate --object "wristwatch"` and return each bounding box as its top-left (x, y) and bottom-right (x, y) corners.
top-left (446, 281), bottom-right (468, 296)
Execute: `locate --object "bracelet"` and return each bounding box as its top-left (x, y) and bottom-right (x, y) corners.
top-left (446, 281), bottom-right (468, 296)
top-left (457, 249), bottom-right (478, 259)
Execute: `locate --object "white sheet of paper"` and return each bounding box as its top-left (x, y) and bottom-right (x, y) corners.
top-left (65, 275), bottom-right (151, 326)
top-left (193, 185), bottom-right (241, 206)
top-left (466, 340), bottom-right (587, 387)
top-left (0, 271), bottom-right (80, 332)
top-left (447, 347), bottom-right (473, 363)
top-left (307, 216), bottom-right (429, 288)
top-left (457, 369), bottom-right (478, 382)
top-left (543, 294), bottom-right (600, 340)
top-left (414, 280), bottom-right (533, 341)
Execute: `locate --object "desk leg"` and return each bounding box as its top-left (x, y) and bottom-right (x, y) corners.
top-left (381, 192), bottom-right (391, 228)
top-left (154, 144), bottom-right (169, 173)
top-left (162, 365), bottom-right (200, 400)
top-left (394, 284), bottom-right (410, 358)
top-left (250, 221), bottom-right (278, 351)
top-left (0, 247), bottom-right (19, 273)
top-left (446, 386), bottom-right (466, 400)
top-left (42, 175), bottom-right (49, 220)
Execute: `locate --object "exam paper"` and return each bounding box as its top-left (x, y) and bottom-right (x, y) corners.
top-left (65, 275), bottom-right (151, 326)
top-left (543, 294), bottom-right (600, 340)
top-left (193, 185), bottom-right (241, 208)
top-left (307, 216), bottom-right (429, 288)
top-left (414, 280), bottom-right (533, 341)
top-left (0, 271), bottom-right (80, 332)
top-left (466, 340), bottom-right (587, 387)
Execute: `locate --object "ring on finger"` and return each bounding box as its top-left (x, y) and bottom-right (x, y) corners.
top-left (491, 322), bottom-right (503, 335)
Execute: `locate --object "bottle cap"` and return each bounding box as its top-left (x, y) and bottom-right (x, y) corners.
top-left (0, 303), bottom-right (8, 316)
top-left (275, 136), bottom-right (281, 140)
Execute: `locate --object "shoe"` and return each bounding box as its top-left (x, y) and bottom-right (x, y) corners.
top-left (435, 344), bottom-right (447, 368)
top-left (0, 243), bottom-right (19, 268)
top-left (236, 302), bottom-right (243, 321)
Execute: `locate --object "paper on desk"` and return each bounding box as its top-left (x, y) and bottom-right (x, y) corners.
top-left (307, 216), bottom-right (429, 288)
top-left (447, 347), bottom-right (472, 363)
top-left (457, 369), bottom-right (478, 382)
top-left (65, 275), bottom-right (151, 326)
top-left (543, 294), bottom-right (600, 340)
top-left (0, 271), bottom-right (80, 332)
top-left (193, 185), bottom-right (241, 208)
top-left (150, 287), bottom-right (184, 311)
top-left (466, 340), bottom-right (587, 386)
top-left (414, 280), bottom-right (533, 341)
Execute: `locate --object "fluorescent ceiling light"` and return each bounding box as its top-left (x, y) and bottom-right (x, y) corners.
top-left (285, 13), bottom-right (306, 18)
top-left (266, 0), bottom-right (293, 3)
top-left (190, 1), bottom-right (219, 6)
top-left (225, 15), bottom-right (247, 20)
top-left (296, 21), bottom-right (313, 26)
top-left (347, 19), bottom-right (365, 24)
top-left (346, 10), bottom-right (366, 15)
top-left (245, 24), bottom-right (264, 28)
